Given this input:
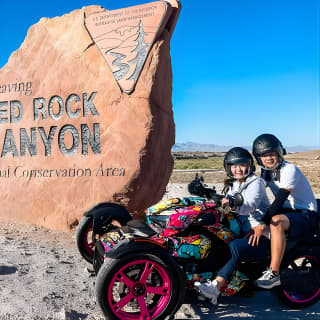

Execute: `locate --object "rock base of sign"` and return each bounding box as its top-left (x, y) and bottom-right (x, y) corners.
top-left (0, 5), bottom-right (175, 231)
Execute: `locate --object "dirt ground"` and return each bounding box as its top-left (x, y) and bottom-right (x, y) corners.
top-left (1, 151), bottom-right (320, 320)
top-left (1, 188), bottom-right (320, 320)
top-left (1, 185), bottom-right (320, 320)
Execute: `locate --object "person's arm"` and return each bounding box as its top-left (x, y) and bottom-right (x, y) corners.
top-left (248, 211), bottom-right (266, 228)
top-left (269, 188), bottom-right (291, 217)
top-left (241, 179), bottom-right (267, 246)
top-left (262, 188), bottom-right (290, 224)
top-left (263, 163), bottom-right (298, 223)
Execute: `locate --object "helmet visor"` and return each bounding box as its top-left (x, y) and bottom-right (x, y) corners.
top-left (227, 157), bottom-right (251, 166)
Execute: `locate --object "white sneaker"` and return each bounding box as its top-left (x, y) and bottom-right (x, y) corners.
top-left (254, 268), bottom-right (281, 289)
top-left (194, 279), bottom-right (220, 305)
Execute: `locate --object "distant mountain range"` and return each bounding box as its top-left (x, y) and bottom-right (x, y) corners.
top-left (172, 142), bottom-right (320, 153)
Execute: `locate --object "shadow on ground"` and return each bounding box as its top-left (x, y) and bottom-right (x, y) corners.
top-left (175, 289), bottom-right (320, 319)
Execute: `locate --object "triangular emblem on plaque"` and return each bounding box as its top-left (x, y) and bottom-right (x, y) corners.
top-left (85, 1), bottom-right (178, 94)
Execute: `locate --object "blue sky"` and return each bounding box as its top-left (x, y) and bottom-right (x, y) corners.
top-left (1, 0), bottom-right (319, 147)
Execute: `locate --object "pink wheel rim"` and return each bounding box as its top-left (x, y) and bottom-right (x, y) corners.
top-left (283, 255), bottom-right (320, 303)
top-left (83, 224), bottom-right (94, 258)
top-left (107, 259), bottom-right (171, 320)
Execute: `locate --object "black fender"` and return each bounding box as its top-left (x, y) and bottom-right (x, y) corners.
top-left (105, 238), bottom-right (168, 259)
top-left (281, 243), bottom-right (320, 289)
top-left (84, 202), bottom-right (132, 234)
top-left (278, 243), bottom-right (320, 308)
top-left (282, 243), bottom-right (320, 265)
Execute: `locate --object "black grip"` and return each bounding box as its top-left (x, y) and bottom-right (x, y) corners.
top-left (226, 192), bottom-right (243, 208)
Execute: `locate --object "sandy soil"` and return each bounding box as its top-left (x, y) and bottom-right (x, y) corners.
top-left (1, 182), bottom-right (320, 320)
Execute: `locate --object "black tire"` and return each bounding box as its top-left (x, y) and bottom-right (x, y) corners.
top-left (76, 204), bottom-right (132, 264)
top-left (278, 247), bottom-right (320, 308)
top-left (76, 216), bottom-right (94, 264)
top-left (95, 252), bottom-right (185, 320)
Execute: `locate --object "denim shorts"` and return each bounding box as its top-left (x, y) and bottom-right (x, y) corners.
top-left (284, 210), bottom-right (318, 241)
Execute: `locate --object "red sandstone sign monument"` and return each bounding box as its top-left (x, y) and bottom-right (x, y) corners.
top-left (0, 1), bottom-right (181, 231)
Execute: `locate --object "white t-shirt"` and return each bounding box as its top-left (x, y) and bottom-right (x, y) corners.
top-left (267, 160), bottom-right (318, 212)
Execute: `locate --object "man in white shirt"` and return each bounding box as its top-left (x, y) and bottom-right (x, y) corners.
top-left (252, 133), bottom-right (318, 289)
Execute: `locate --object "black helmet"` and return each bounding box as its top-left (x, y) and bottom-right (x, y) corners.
top-left (224, 147), bottom-right (255, 178)
top-left (252, 133), bottom-right (287, 167)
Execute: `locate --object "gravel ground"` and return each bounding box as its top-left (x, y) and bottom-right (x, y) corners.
top-left (1, 183), bottom-right (320, 320)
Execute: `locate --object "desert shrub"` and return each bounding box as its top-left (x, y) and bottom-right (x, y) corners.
top-left (174, 158), bottom-right (223, 170)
